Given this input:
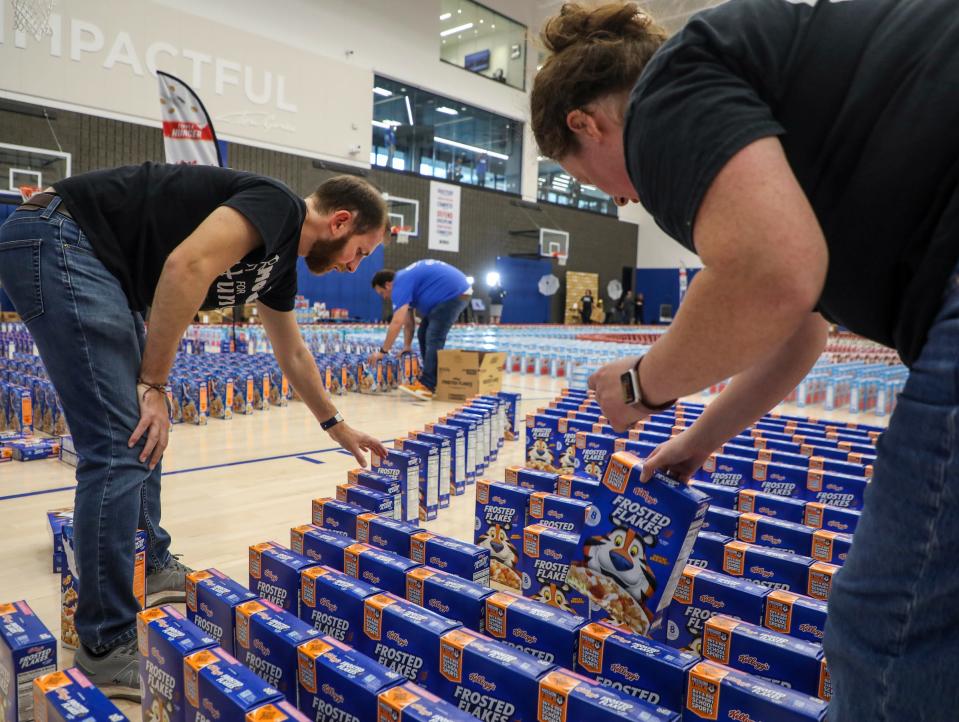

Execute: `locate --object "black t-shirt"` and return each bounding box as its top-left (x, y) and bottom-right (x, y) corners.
top-left (625, 0), bottom-right (959, 366)
top-left (489, 287), bottom-right (506, 305)
top-left (581, 295), bottom-right (593, 312)
top-left (54, 163), bottom-right (305, 312)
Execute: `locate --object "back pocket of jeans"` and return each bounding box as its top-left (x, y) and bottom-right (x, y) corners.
top-left (0, 238), bottom-right (43, 322)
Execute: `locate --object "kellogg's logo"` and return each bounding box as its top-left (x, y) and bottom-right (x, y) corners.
top-left (263, 569), bottom-right (279, 583)
top-left (386, 631), bottom-right (408, 647)
top-left (759, 534), bottom-right (782, 545)
top-left (321, 684), bottom-right (344, 704)
top-left (699, 595), bottom-right (725, 609)
top-left (544, 549), bottom-right (563, 561)
top-left (468, 673), bottom-right (496, 692)
top-left (609, 664), bottom-right (639, 682)
top-left (200, 603), bottom-right (214, 617)
top-left (319, 598), bottom-right (337, 613)
top-left (729, 712), bottom-right (756, 722)
top-left (737, 655), bottom-right (770, 672)
top-left (749, 566), bottom-right (774, 579)
top-left (514, 629), bottom-right (537, 645)
top-left (253, 639), bottom-right (270, 656)
top-left (631, 487), bottom-right (658, 505)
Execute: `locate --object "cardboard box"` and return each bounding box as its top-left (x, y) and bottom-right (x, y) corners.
top-left (702, 507), bottom-right (741, 537)
top-left (424, 423), bottom-right (468, 495)
top-left (722, 542), bottom-right (813, 594)
top-left (248, 542), bottom-right (319, 616)
top-left (405, 567), bottom-right (494, 634)
top-left (393, 439), bottom-right (439, 522)
top-left (738, 490), bottom-right (807, 523)
top-left (484, 591), bottom-right (586, 669)
top-left (474, 480), bottom-right (532, 591)
top-left (46, 508), bottom-right (73, 574)
top-left (802, 503), bottom-right (861, 534)
top-left (184, 647), bottom-right (283, 722)
top-left (436, 416), bottom-right (478, 484)
top-left (410, 533), bottom-right (490, 586)
top-left (298, 566), bottom-right (379, 645)
top-left (356, 515), bottom-right (424, 558)
top-left (528, 492), bottom-right (593, 536)
top-left (505, 466), bottom-right (558, 493)
top-left (310, 498), bottom-right (366, 539)
top-left (185, 569), bottom-right (258, 656)
top-left (0, 601), bottom-right (57, 722)
top-left (290, 525), bottom-right (355, 571)
top-left (762, 590), bottom-right (828, 644)
top-left (521, 524), bottom-right (593, 620)
top-left (537, 669), bottom-right (679, 721)
top-left (810, 530), bottom-right (853, 565)
top-left (336, 483), bottom-right (395, 519)
top-left (737, 514), bottom-right (815, 556)
top-left (688, 532), bottom-right (733, 571)
top-left (347, 470), bottom-right (403, 520)
top-left (435, 350), bottom-right (505, 401)
top-left (371, 449), bottom-right (421, 523)
top-left (33, 669), bottom-right (129, 722)
top-left (409, 432), bottom-right (452, 510)
top-left (376, 682), bottom-right (478, 722)
top-left (344, 545), bottom-right (421, 598)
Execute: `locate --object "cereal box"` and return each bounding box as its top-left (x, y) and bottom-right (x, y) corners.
top-left (434, 627), bottom-right (554, 722)
top-left (663, 566), bottom-right (770, 654)
top-left (557, 418), bottom-right (595, 473)
top-left (695, 455), bottom-right (752, 490)
top-left (409, 533), bottom-right (490, 586)
top-left (614, 438), bottom-right (660, 461)
top-left (496, 391), bottom-right (521, 441)
top-left (46, 508), bottom-right (73, 574)
top-left (137, 605), bottom-right (217, 722)
top-left (248, 542), bottom-right (319, 615)
top-left (537, 669), bottom-right (678, 722)
top-left (32, 669), bottom-right (129, 722)
top-left (245, 700), bottom-right (307, 721)
top-left (357, 515), bottom-right (425, 558)
top-left (806, 562), bottom-right (838, 601)
top-left (738, 490), bottom-right (807, 523)
top-left (460, 407), bottom-right (494, 465)
top-left (688, 532), bottom-right (733, 571)
top-left (688, 481), bottom-right (739, 510)
top-left (376, 682), bottom-right (478, 722)
top-left (290, 525), bottom-right (354, 571)
top-left (336, 483), bottom-right (395, 519)
top-left (484, 591), bottom-right (586, 669)
top-left (349, 469), bottom-right (403, 520)
top-left (357, 593), bottom-right (461, 691)
top-left (437, 416), bottom-right (478, 485)
top-left (810, 530), bottom-right (852, 565)
top-left (184, 647), bottom-right (283, 722)
top-left (371, 449), bottom-right (421, 523)
top-left (521, 524), bottom-right (592, 620)
top-left (411, 431), bottom-right (452, 509)
top-left (393, 438), bottom-right (439, 521)
top-left (405, 567), bottom-right (494, 634)
top-left (296, 636), bottom-right (404, 722)
top-left (685, 661), bottom-right (828, 721)
top-left (566, 452), bottom-right (709, 636)
top-left (504, 466), bottom-right (558, 494)
top-left (762, 590), bottom-right (828, 644)
top-left (701, 616), bottom-right (828, 699)
top-left (529, 492), bottom-right (593, 536)
top-left (474, 480), bottom-right (532, 591)
top-left (576, 622), bottom-right (697, 714)
top-left (424, 423), bottom-right (468, 495)
top-left (178, 377), bottom-right (208, 425)
top-left (525, 414), bottom-right (563, 473)
top-left (344, 545), bottom-right (421, 598)
top-left (737, 514), bottom-right (815, 556)
top-left (555, 474), bottom-right (600, 505)
top-left (185, 569), bottom-right (258, 656)
top-left (802, 503), bottom-right (861, 534)
top-left (702, 507), bottom-right (741, 537)
top-left (207, 375), bottom-right (234, 420)
top-left (235, 600), bottom-right (322, 705)
top-left (0, 601), bottom-right (57, 722)
top-left (456, 410), bottom-right (490, 471)
top-left (722, 542), bottom-right (813, 593)
top-left (804, 470), bottom-right (867, 510)
top-left (311, 497), bottom-right (366, 538)
top-left (298, 565), bottom-right (379, 645)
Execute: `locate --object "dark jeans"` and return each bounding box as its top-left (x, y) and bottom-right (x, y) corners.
top-left (824, 261), bottom-right (959, 720)
top-left (417, 295), bottom-right (468, 390)
top-left (0, 199), bottom-right (172, 653)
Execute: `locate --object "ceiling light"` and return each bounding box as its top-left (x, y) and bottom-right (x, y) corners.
top-left (441, 22), bottom-right (474, 36)
top-left (404, 96), bottom-right (414, 125)
top-left (433, 136), bottom-right (508, 160)
top-left (491, 24), bottom-right (495, 29)
top-left (436, 106), bottom-right (458, 115)
top-left (440, 12), bottom-right (452, 20)
top-left (479, 19), bottom-right (484, 23)
top-left (372, 120), bottom-right (402, 128)
top-left (372, 87), bottom-right (392, 97)
top-left (582, 184), bottom-right (598, 191)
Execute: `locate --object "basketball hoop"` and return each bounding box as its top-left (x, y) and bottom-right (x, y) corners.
top-left (11, 0), bottom-right (55, 41)
top-left (19, 185), bottom-right (41, 201)
top-left (390, 225), bottom-right (412, 245)
top-left (552, 251), bottom-right (568, 267)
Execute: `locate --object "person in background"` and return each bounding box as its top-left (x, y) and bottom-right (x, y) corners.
top-left (369, 260), bottom-right (472, 400)
top-left (635, 291), bottom-right (645, 325)
top-left (532, 1), bottom-right (959, 717)
top-left (476, 153), bottom-right (488, 187)
top-left (579, 288), bottom-right (594, 324)
top-left (489, 282), bottom-right (506, 324)
top-left (624, 289), bottom-right (636, 324)
top-left (0, 165), bottom-right (388, 698)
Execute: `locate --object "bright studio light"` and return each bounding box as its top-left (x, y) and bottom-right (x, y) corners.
top-left (486, 272), bottom-right (501, 287)
top-left (465, 276), bottom-right (475, 285)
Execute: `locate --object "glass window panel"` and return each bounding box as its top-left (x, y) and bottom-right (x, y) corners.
top-left (536, 158), bottom-right (618, 217)
top-left (439, 0), bottom-right (526, 91)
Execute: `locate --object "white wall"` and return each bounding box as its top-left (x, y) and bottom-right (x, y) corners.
top-left (618, 202), bottom-right (703, 269)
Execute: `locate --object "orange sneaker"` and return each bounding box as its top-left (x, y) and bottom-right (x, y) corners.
top-left (399, 380), bottom-right (434, 400)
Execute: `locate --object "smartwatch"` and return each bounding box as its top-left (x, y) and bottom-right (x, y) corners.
top-left (321, 411), bottom-right (344, 430)
top-left (621, 356), bottom-right (676, 412)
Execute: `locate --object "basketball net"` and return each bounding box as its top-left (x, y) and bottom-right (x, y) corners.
top-left (19, 185), bottom-right (42, 201)
top-left (11, 0), bottom-right (55, 41)
top-left (552, 251), bottom-right (568, 267)
top-left (390, 225), bottom-right (412, 245)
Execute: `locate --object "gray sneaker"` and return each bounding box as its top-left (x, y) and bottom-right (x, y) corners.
top-left (74, 637), bottom-right (141, 701)
top-left (146, 554), bottom-right (193, 607)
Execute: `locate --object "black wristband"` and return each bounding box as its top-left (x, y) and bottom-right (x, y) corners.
top-left (380, 348), bottom-right (389, 355)
top-left (635, 356), bottom-right (677, 412)
top-left (321, 412), bottom-right (344, 431)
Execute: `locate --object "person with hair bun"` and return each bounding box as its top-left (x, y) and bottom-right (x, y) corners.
top-left (533, 1), bottom-right (959, 718)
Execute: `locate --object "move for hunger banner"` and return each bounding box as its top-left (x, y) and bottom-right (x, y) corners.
top-left (157, 70), bottom-right (222, 167)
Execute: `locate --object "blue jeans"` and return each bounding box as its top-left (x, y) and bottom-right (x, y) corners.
top-left (416, 295), bottom-right (468, 390)
top-left (825, 265), bottom-right (959, 720)
top-left (0, 199), bottom-right (172, 653)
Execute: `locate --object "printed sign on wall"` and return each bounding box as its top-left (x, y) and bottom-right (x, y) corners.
top-left (428, 181), bottom-right (461, 253)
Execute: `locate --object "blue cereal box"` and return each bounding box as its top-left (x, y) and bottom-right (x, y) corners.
top-left (702, 507), bottom-right (741, 537)
top-left (474, 480), bottom-right (532, 591)
top-left (310, 497), bottom-right (365, 539)
top-left (685, 661), bottom-right (828, 721)
top-left (802, 503), bottom-right (861, 535)
top-left (344, 545), bottom-right (421, 598)
top-left (567, 452), bottom-right (710, 636)
top-left (185, 570), bottom-right (258, 656)
top-left (235, 599), bottom-right (322, 705)
top-left (806, 562), bottom-right (838, 602)
top-left (505, 466), bottom-right (558, 493)
top-left (574, 432), bottom-right (618, 481)
top-left (437, 416), bottom-right (479, 484)
top-left (688, 532), bottom-right (733, 571)
top-left (411, 431), bottom-right (452, 509)
top-left (394, 438), bottom-right (440, 521)
top-left (184, 647), bottom-right (283, 722)
top-left (249, 542), bottom-right (319, 615)
top-left (762, 590), bottom-right (828, 644)
top-left (484, 591), bottom-right (587, 669)
top-left (0, 600), bottom-right (57, 722)
top-left (496, 391), bottom-right (521, 440)
top-left (526, 413), bottom-right (562, 473)
top-left (296, 636), bottom-right (403, 722)
top-left (702, 616), bottom-right (829, 699)
top-left (521, 524), bottom-right (592, 619)
top-left (424, 422), bottom-right (468, 495)
top-left (298, 566), bottom-right (378, 645)
top-left (722, 542), bottom-right (813, 593)
top-left (290, 525), bottom-right (354, 571)
top-left (664, 566), bottom-right (770, 655)
top-left (336, 483), bottom-right (395, 519)
top-left (737, 514), bottom-right (815, 556)
top-left (689, 481), bottom-right (739, 510)
top-left (696, 455), bottom-right (752, 490)
top-left (376, 682), bottom-right (479, 722)
top-left (555, 474), bottom-right (600, 505)
top-left (738, 490), bottom-right (807, 524)
top-left (577, 622), bottom-right (697, 714)
top-left (537, 669), bottom-right (678, 722)
top-left (46, 508), bottom-right (73, 573)
top-left (371, 449), bottom-right (421, 523)
top-left (357, 515), bottom-right (425, 558)
top-left (529, 492), bottom-right (593, 536)
top-left (804, 469), bottom-right (867, 510)
top-left (358, 593), bottom-right (461, 692)
top-left (410, 533), bottom-right (490, 586)
top-left (455, 410), bottom-right (490, 471)
top-left (348, 469), bottom-right (403, 520)
top-left (749, 462), bottom-right (807, 498)
top-left (811, 530), bottom-right (852, 565)
top-left (138, 605), bottom-right (217, 722)
top-left (435, 628), bottom-right (554, 722)
top-left (32, 669), bottom-right (129, 722)
top-left (405, 567), bottom-right (494, 634)
top-left (246, 700), bottom-right (307, 721)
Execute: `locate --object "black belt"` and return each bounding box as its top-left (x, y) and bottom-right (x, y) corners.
top-left (19, 192), bottom-right (73, 220)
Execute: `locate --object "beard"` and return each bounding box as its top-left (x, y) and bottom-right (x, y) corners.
top-left (304, 234), bottom-right (350, 274)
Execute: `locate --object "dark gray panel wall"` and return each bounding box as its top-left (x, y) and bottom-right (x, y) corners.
top-left (1, 104), bottom-right (636, 322)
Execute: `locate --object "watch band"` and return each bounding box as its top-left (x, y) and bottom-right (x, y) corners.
top-left (635, 356), bottom-right (677, 412)
top-left (321, 411), bottom-right (344, 431)
top-left (380, 348), bottom-right (389, 355)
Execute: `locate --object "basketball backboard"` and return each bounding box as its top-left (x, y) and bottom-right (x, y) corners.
top-left (0, 143), bottom-right (71, 196)
top-left (539, 228), bottom-right (569, 265)
top-left (384, 193), bottom-right (419, 236)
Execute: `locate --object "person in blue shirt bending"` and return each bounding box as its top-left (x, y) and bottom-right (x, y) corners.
top-left (369, 260), bottom-right (472, 399)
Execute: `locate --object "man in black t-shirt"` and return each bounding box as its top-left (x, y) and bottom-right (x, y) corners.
top-left (532, 0), bottom-right (959, 717)
top-left (579, 289), bottom-right (594, 324)
top-left (0, 163), bottom-right (389, 698)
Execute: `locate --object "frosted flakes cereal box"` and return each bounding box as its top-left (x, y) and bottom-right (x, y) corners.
top-left (185, 568), bottom-right (258, 656)
top-left (0, 601), bottom-right (57, 722)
